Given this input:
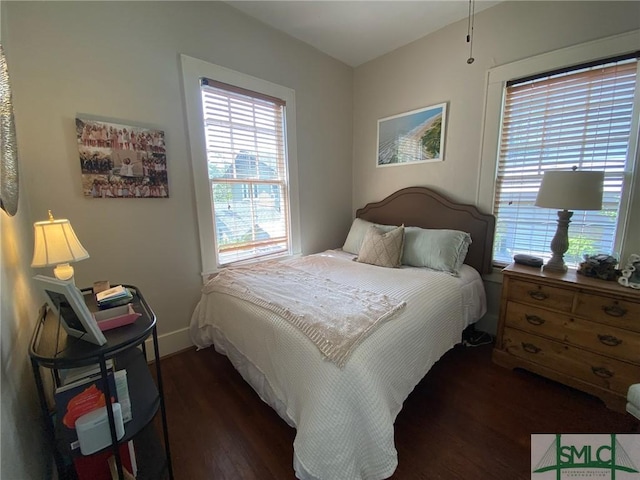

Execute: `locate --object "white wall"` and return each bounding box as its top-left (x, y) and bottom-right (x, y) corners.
top-left (353, 1), bottom-right (640, 332)
top-left (4, 1), bottom-right (353, 356)
top-left (0, 3), bottom-right (51, 479)
top-left (353, 1), bottom-right (640, 209)
top-left (1, 4), bottom-right (50, 474)
top-left (0, 190), bottom-right (50, 480)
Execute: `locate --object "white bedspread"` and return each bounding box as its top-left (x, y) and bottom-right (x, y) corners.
top-left (190, 250), bottom-right (485, 480)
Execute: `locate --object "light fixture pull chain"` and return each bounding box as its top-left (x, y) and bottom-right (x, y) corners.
top-left (466, 0), bottom-right (472, 43)
top-left (466, 0), bottom-right (475, 64)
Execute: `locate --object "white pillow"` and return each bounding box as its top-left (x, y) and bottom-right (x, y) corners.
top-left (402, 227), bottom-right (472, 275)
top-left (342, 218), bottom-right (395, 254)
top-left (356, 225), bottom-right (405, 268)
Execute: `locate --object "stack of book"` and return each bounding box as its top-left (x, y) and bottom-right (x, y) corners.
top-left (96, 285), bottom-right (133, 309)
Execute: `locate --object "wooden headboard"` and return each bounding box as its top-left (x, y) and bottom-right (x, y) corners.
top-left (356, 187), bottom-right (495, 274)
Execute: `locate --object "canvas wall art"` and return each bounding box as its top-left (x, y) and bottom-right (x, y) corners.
top-left (76, 117), bottom-right (168, 198)
top-left (377, 103), bottom-right (447, 167)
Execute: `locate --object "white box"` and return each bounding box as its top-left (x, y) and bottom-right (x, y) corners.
top-left (75, 402), bottom-right (125, 455)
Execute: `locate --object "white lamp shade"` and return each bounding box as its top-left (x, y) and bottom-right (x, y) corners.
top-left (31, 218), bottom-right (89, 267)
top-left (535, 170), bottom-right (604, 211)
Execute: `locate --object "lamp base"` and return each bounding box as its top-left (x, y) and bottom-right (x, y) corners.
top-left (543, 209), bottom-right (572, 273)
top-left (53, 263), bottom-right (75, 284)
top-left (543, 257), bottom-right (568, 272)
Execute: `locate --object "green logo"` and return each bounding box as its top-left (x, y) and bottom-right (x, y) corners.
top-left (533, 434), bottom-right (638, 479)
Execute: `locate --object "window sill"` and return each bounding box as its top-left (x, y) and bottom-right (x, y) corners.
top-left (482, 265), bottom-right (507, 284)
top-left (200, 252), bottom-right (302, 283)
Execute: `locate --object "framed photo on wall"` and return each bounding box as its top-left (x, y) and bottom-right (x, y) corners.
top-left (376, 102), bottom-right (447, 167)
top-left (34, 275), bottom-right (107, 346)
top-left (76, 117), bottom-right (168, 199)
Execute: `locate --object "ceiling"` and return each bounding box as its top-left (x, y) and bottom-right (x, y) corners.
top-left (226, 1), bottom-right (502, 67)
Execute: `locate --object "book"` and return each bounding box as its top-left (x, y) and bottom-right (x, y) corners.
top-left (114, 369), bottom-right (132, 423)
top-left (59, 360), bottom-right (114, 387)
top-left (73, 441), bottom-right (135, 480)
top-left (55, 370), bottom-right (118, 452)
top-left (95, 285), bottom-right (128, 303)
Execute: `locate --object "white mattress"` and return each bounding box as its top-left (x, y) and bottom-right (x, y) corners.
top-left (458, 261), bottom-right (488, 325)
top-left (190, 250), bottom-right (487, 480)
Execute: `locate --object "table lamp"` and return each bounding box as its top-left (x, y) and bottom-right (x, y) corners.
top-left (31, 210), bottom-right (89, 283)
top-left (534, 168), bottom-right (604, 272)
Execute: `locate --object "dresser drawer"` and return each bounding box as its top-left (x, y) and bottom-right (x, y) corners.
top-left (505, 302), bottom-right (640, 365)
top-left (505, 301), bottom-right (567, 334)
top-left (507, 279), bottom-right (574, 312)
top-left (575, 292), bottom-right (640, 333)
top-left (502, 327), bottom-right (639, 396)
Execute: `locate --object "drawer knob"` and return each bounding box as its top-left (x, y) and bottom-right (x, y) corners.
top-left (603, 304), bottom-right (627, 317)
top-left (525, 314), bottom-right (545, 326)
top-left (528, 290), bottom-right (548, 301)
top-left (591, 366), bottom-right (614, 378)
top-left (598, 334), bottom-right (622, 347)
top-left (522, 342), bottom-right (541, 354)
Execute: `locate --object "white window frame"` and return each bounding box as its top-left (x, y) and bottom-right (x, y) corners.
top-left (181, 55), bottom-right (301, 277)
top-left (478, 30), bottom-right (640, 270)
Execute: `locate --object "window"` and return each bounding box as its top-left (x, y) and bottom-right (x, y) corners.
top-left (201, 79), bottom-right (290, 265)
top-left (492, 54), bottom-right (639, 267)
top-left (181, 55), bottom-right (301, 275)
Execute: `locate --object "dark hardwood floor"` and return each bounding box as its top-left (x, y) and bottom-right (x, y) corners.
top-left (155, 343), bottom-right (637, 480)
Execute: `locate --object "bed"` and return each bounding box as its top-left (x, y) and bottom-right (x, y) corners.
top-left (189, 186), bottom-right (495, 480)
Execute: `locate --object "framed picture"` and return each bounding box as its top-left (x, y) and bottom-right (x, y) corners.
top-left (377, 102), bottom-right (447, 167)
top-left (75, 117), bottom-right (168, 199)
top-left (618, 254), bottom-right (640, 289)
top-left (34, 275), bottom-right (107, 346)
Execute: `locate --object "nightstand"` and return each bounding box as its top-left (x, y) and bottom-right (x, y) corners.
top-left (29, 285), bottom-right (173, 480)
top-left (493, 263), bottom-right (640, 412)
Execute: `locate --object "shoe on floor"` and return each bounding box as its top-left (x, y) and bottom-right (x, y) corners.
top-left (462, 329), bottom-right (493, 347)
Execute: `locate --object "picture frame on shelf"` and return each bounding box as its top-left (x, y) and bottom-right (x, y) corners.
top-left (376, 102), bottom-right (447, 167)
top-left (618, 254), bottom-right (640, 289)
top-left (33, 275), bottom-right (107, 345)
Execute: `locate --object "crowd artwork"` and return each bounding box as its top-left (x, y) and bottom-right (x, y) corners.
top-left (76, 117), bottom-right (169, 198)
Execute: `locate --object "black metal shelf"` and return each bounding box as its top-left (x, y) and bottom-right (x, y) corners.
top-left (29, 285), bottom-right (173, 480)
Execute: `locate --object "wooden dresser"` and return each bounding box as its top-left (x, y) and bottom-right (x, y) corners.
top-left (493, 263), bottom-right (640, 412)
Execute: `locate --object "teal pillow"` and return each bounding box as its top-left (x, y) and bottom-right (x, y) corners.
top-left (402, 227), bottom-right (472, 275)
top-left (343, 218), bottom-right (396, 255)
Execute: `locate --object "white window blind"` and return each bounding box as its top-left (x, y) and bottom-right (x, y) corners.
top-left (493, 55), bottom-right (638, 267)
top-left (200, 78), bottom-right (290, 266)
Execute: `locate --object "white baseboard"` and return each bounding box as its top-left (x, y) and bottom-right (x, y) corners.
top-left (144, 327), bottom-right (193, 362)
